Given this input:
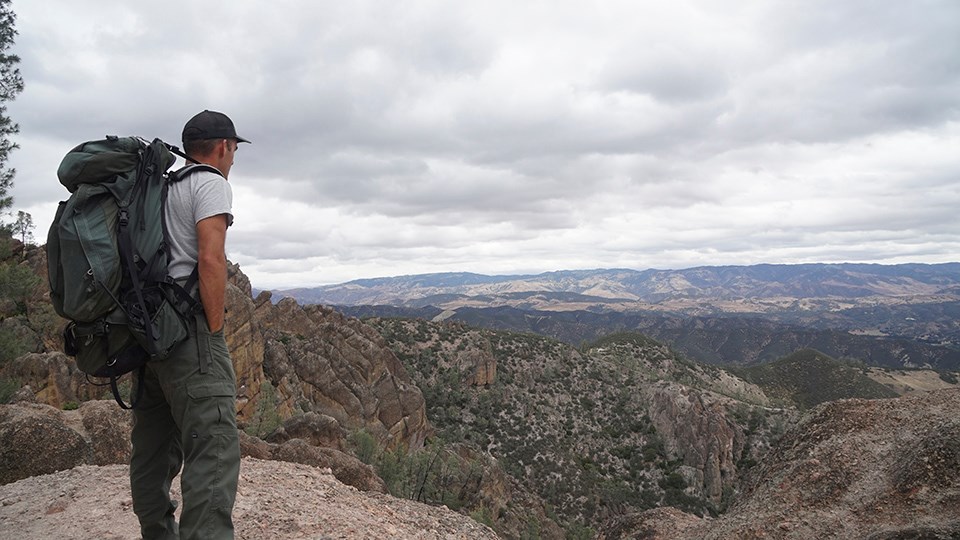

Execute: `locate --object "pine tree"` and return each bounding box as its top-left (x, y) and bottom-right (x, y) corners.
top-left (0, 0), bottom-right (23, 213)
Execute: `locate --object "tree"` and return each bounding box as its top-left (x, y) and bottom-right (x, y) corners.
top-left (10, 209), bottom-right (30, 257)
top-left (11, 209), bottom-right (30, 241)
top-left (0, 0), bottom-right (23, 213)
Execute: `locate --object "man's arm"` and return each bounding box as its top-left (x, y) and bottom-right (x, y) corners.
top-left (196, 214), bottom-right (229, 332)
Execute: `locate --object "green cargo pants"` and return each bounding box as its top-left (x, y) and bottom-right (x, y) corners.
top-left (130, 312), bottom-right (240, 540)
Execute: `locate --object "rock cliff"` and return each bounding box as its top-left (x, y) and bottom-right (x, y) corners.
top-left (600, 388), bottom-right (960, 539)
top-left (644, 381), bottom-right (745, 503)
top-left (258, 296), bottom-right (430, 450)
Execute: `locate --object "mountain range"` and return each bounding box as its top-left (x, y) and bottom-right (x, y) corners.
top-left (275, 263), bottom-right (960, 369)
top-left (277, 263), bottom-right (960, 310)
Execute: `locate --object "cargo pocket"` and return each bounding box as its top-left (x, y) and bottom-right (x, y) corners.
top-left (186, 381), bottom-right (237, 425)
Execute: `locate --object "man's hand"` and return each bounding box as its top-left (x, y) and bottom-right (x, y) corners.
top-left (196, 214), bottom-right (228, 332)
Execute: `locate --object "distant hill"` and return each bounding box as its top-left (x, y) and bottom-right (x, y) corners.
top-left (732, 349), bottom-right (900, 408)
top-left (335, 304), bottom-right (960, 370)
top-left (278, 263), bottom-right (960, 310)
top-left (279, 263), bottom-right (960, 370)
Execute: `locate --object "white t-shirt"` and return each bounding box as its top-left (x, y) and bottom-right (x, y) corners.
top-left (165, 168), bottom-right (233, 280)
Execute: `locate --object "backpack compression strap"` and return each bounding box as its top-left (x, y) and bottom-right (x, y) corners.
top-left (110, 366), bottom-right (146, 410)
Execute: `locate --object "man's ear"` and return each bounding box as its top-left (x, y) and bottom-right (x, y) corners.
top-left (218, 139), bottom-right (229, 157)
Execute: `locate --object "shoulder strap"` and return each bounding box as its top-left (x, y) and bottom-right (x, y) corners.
top-left (170, 163), bottom-right (224, 183)
top-left (161, 161), bottom-right (221, 318)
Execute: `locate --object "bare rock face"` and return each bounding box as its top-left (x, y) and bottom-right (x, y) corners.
top-left (0, 401), bottom-right (131, 485)
top-left (226, 263), bottom-right (268, 421)
top-left (458, 346), bottom-right (497, 387)
top-left (260, 299), bottom-right (430, 451)
top-left (645, 381), bottom-right (745, 503)
top-left (0, 352), bottom-right (101, 409)
top-left (681, 388), bottom-right (960, 539)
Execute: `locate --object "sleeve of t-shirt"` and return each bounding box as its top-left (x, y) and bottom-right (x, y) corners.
top-left (193, 172), bottom-right (235, 227)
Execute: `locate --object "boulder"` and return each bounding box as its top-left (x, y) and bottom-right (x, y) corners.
top-left (0, 403), bottom-right (91, 485)
top-left (271, 438), bottom-right (386, 493)
top-left (239, 430), bottom-right (385, 493)
top-left (266, 411), bottom-right (345, 451)
top-left (78, 400), bottom-right (132, 466)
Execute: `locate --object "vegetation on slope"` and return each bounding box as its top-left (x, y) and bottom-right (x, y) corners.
top-left (733, 349), bottom-right (900, 409)
top-left (367, 319), bottom-right (788, 536)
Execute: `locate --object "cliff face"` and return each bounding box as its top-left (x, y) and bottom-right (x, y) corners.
top-left (258, 297), bottom-right (430, 450)
top-left (225, 263), bottom-right (268, 420)
top-left (702, 388), bottom-right (960, 539)
top-left (601, 388), bottom-right (960, 539)
top-left (645, 381), bottom-right (745, 503)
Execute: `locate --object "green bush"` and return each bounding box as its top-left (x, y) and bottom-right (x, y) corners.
top-left (348, 429), bottom-right (378, 465)
top-left (0, 323), bottom-right (29, 365)
top-left (244, 381), bottom-right (282, 438)
top-left (660, 472), bottom-right (686, 490)
top-left (0, 262), bottom-right (40, 316)
top-left (0, 377), bottom-right (20, 403)
top-left (469, 505), bottom-right (494, 528)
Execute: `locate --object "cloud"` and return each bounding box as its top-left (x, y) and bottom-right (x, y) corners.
top-left (7, 0), bottom-right (960, 288)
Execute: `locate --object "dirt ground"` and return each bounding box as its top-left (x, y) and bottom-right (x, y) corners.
top-left (0, 457), bottom-right (498, 540)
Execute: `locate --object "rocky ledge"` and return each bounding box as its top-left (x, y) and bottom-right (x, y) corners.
top-left (0, 457), bottom-right (498, 540)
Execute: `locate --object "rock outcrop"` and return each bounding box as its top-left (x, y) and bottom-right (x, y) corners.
top-left (238, 431), bottom-right (385, 493)
top-left (225, 263), bottom-right (269, 420)
top-left (606, 388), bottom-right (960, 539)
top-left (0, 399), bottom-right (385, 494)
top-left (692, 388), bottom-right (960, 539)
top-left (0, 458), bottom-right (500, 540)
top-left (260, 298), bottom-right (430, 451)
top-left (3, 261), bottom-right (430, 454)
top-left (0, 401), bottom-right (130, 485)
top-left (645, 381), bottom-right (745, 503)
top-left (0, 352), bottom-right (102, 408)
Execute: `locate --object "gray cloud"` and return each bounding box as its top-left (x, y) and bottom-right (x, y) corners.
top-left (7, 0), bottom-right (960, 288)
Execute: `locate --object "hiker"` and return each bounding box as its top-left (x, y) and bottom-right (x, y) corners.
top-left (129, 110), bottom-right (249, 539)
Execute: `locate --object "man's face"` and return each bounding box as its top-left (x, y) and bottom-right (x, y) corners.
top-left (219, 138), bottom-right (239, 178)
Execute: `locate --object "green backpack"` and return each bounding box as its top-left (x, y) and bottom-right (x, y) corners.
top-left (47, 136), bottom-right (214, 408)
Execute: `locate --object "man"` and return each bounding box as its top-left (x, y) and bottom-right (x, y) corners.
top-left (129, 110), bottom-right (249, 539)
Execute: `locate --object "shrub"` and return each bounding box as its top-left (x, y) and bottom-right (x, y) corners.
top-left (244, 381), bottom-right (282, 438)
top-left (0, 377), bottom-right (19, 403)
top-left (348, 429), bottom-right (378, 465)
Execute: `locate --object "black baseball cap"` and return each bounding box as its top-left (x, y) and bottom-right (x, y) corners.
top-left (182, 110), bottom-right (251, 144)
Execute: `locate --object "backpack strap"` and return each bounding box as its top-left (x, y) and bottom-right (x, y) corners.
top-left (169, 163), bottom-right (224, 182)
top-left (110, 366), bottom-right (146, 410)
top-left (117, 143), bottom-right (165, 353)
top-left (161, 162), bottom-right (225, 318)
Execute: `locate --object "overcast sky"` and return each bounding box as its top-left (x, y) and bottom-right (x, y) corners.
top-left (8, 0), bottom-right (960, 289)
